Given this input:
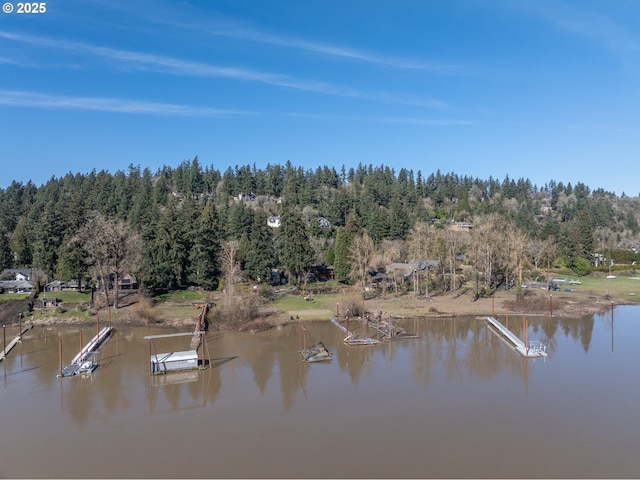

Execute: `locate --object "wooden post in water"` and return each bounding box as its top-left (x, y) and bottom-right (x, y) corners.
top-left (492, 296), bottom-right (494, 316)
top-left (549, 294), bottom-right (553, 316)
top-left (505, 304), bottom-right (509, 329)
top-left (3, 325), bottom-right (5, 356)
top-left (524, 315), bottom-right (529, 356)
top-left (80, 330), bottom-right (83, 357)
top-left (346, 313), bottom-right (350, 335)
top-left (97, 316), bottom-right (100, 337)
top-left (59, 338), bottom-right (63, 377)
top-left (108, 305), bottom-right (112, 328)
top-left (611, 301), bottom-right (615, 354)
top-left (336, 303), bottom-right (340, 318)
top-left (19, 314), bottom-right (22, 341)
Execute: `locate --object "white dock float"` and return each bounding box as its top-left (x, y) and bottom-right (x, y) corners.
top-left (150, 350), bottom-right (200, 374)
top-left (484, 316), bottom-right (547, 358)
top-left (143, 332), bottom-right (210, 375)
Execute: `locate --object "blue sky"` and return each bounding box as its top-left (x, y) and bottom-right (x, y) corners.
top-left (1, 0), bottom-right (639, 195)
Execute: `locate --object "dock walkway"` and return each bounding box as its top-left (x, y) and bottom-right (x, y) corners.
top-left (330, 317), bottom-right (380, 345)
top-left (59, 326), bottom-right (113, 377)
top-left (0, 322), bottom-right (34, 363)
top-left (484, 316), bottom-right (547, 358)
top-left (366, 319), bottom-right (419, 340)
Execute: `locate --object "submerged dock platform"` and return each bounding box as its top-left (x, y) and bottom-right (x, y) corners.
top-left (330, 317), bottom-right (380, 345)
top-left (366, 319), bottom-right (419, 340)
top-left (484, 316), bottom-right (547, 358)
top-left (0, 322), bottom-right (34, 363)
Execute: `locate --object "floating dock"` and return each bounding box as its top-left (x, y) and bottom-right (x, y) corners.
top-left (0, 322), bottom-right (34, 363)
top-left (59, 326), bottom-right (113, 377)
top-left (150, 349), bottom-right (200, 374)
top-left (144, 331), bottom-right (211, 375)
top-left (298, 322), bottom-right (331, 362)
top-left (330, 317), bottom-right (380, 345)
top-left (484, 316), bottom-right (547, 358)
top-left (366, 318), bottom-right (419, 340)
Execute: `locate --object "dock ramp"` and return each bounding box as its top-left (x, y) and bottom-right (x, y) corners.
top-left (484, 316), bottom-right (547, 358)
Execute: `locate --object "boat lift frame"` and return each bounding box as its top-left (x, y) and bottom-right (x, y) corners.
top-left (144, 331), bottom-right (212, 375)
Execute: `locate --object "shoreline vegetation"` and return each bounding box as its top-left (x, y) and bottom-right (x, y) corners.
top-left (2, 272), bottom-right (638, 331)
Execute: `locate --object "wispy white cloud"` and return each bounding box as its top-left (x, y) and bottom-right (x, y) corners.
top-left (282, 112), bottom-right (473, 126)
top-left (0, 90), bottom-right (253, 117)
top-left (0, 31), bottom-right (451, 108)
top-left (202, 25), bottom-right (462, 74)
top-left (94, 1), bottom-right (463, 74)
top-left (510, 0), bottom-right (640, 54)
top-left (0, 55), bottom-right (35, 67)
top-left (378, 117), bottom-right (475, 126)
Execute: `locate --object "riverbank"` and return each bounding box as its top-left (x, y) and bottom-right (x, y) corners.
top-left (4, 275), bottom-right (637, 330)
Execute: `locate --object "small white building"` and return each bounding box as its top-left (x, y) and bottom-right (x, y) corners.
top-left (267, 216), bottom-right (281, 228)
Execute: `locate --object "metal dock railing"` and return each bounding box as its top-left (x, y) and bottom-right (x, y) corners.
top-left (484, 316), bottom-right (547, 358)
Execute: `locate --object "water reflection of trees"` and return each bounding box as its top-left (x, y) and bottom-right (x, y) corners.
top-left (13, 314), bottom-right (598, 421)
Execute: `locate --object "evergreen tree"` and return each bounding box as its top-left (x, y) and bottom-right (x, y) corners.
top-left (31, 204), bottom-right (64, 276)
top-left (144, 198), bottom-right (188, 291)
top-left (244, 210), bottom-right (276, 283)
top-left (277, 205), bottom-right (314, 283)
top-left (9, 219), bottom-right (31, 267)
top-left (333, 211), bottom-right (359, 283)
top-left (578, 209), bottom-right (594, 260)
top-left (56, 236), bottom-right (86, 285)
top-left (187, 200), bottom-right (221, 289)
top-left (0, 232), bottom-right (11, 270)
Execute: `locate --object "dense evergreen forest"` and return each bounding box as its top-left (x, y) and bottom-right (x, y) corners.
top-left (1, 158), bottom-right (639, 300)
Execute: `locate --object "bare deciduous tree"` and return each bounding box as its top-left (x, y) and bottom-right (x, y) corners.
top-left (349, 232), bottom-right (375, 296)
top-left (406, 221), bottom-right (431, 297)
top-left (76, 213), bottom-right (141, 309)
top-left (219, 240), bottom-right (242, 306)
top-left (507, 229), bottom-right (530, 300)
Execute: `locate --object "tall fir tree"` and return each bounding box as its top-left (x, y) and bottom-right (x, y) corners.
top-left (244, 210), bottom-right (276, 283)
top-left (333, 211), bottom-right (359, 283)
top-left (187, 200), bottom-right (221, 289)
top-left (277, 204), bottom-right (314, 283)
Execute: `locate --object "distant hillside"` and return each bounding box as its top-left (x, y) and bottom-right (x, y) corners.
top-left (0, 159), bottom-right (638, 297)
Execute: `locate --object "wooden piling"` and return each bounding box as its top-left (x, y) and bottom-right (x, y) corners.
top-left (506, 304), bottom-right (509, 329)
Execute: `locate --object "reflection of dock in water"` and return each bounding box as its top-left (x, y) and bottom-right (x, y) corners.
top-left (330, 317), bottom-right (380, 345)
top-left (484, 316), bottom-right (547, 358)
top-left (1, 322), bottom-right (34, 363)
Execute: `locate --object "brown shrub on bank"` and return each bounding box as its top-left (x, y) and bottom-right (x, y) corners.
top-left (339, 294), bottom-right (366, 318)
top-left (210, 296), bottom-right (260, 330)
top-left (134, 295), bottom-right (157, 323)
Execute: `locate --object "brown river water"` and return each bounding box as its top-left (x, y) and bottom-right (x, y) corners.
top-left (1, 306), bottom-right (639, 478)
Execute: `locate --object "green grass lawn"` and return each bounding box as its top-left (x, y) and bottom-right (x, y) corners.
top-left (557, 273), bottom-right (640, 300)
top-left (0, 293), bottom-right (31, 303)
top-left (154, 290), bottom-right (212, 302)
top-left (41, 291), bottom-right (91, 303)
top-left (529, 271), bottom-right (640, 304)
